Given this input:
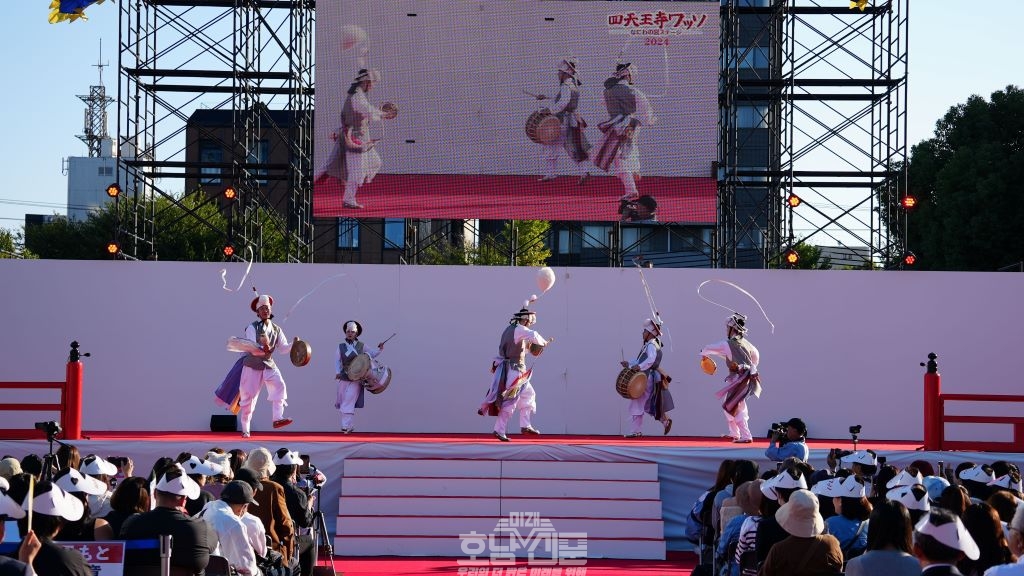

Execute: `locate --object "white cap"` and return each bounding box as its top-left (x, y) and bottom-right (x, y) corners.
top-left (761, 469), bottom-right (807, 501)
top-left (180, 454), bottom-right (224, 477)
top-left (886, 469), bottom-right (924, 489)
top-left (811, 475), bottom-right (865, 498)
top-left (155, 464), bottom-right (202, 500)
top-left (840, 451), bottom-right (877, 467)
top-left (79, 455), bottom-right (118, 477)
top-left (0, 478), bottom-right (24, 519)
top-left (272, 448), bottom-right (303, 466)
top-left (54, 468), bottom-right (108, 496)
top-left (987, 474), bottom-right (1022, 493)
top-left (888, 485), bottom-right (931, 512)
top-left (25, 482), bottom-right (83, 521)
top-left (915, 512), bottom-right (980, 560)
top-left (958, 465), bottom-right (995, 484)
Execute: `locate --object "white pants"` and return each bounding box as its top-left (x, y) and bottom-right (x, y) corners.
top-left (344, 149), bottom-right (382, 203)
top-left (724, 401), bottom-right (752, 441)
top-left (494, 381), bottom-right (536, 436)
top-left (238, 365), bottom-right (288, 435)
top-left (541, 142), bottom-right (589, 179)
top-left (337, 379), bottom-right (361, 430)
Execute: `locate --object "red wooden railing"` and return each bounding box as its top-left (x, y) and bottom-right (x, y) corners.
top-left (0, 343), bottom-right (84, 440)
top-left (922, 352), bottom-right (1024, 452)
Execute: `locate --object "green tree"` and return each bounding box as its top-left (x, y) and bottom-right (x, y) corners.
top-left (0, 228), bottom-right (36, 259)
top-left (901, 85), bottom-right (1024, 271)
top-left (770, 240), bottom-right (831, 269)
top-left (24, 189), bottom-right (289, 261)
top-left (420, 220), bottom-right (551, 266)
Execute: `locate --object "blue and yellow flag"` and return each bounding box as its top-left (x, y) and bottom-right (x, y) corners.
top-left (48, 0), bottom-right (106, 24)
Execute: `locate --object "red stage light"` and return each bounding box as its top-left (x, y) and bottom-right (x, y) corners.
top-left (223, 245), bottom-right (235, 258)
top-left (106, 183), bottom-right (121, 198)
top-left (786, 194), bottom-right (802, 208)
top-left (903, 252), bottom-right (916, 266)
top-left (784, 249), bottom-right (799, 266)
top-left (900, 195), bottom-right (917, 210)
top-left (105, 242), bottom-right (120, 255)
top-left (223, 186), bottom-right (237, 201)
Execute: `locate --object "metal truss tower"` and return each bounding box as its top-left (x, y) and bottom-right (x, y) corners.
top-left (719, 0), bottom-right (908, 268)
top-left (114, 0), bottom-right (315, 262)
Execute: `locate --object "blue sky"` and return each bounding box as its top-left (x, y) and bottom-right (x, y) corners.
top-left (1, 1), bottom-right (1021, 233)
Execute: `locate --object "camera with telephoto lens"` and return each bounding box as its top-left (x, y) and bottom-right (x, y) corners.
top-left (766, 421), bottom-right (790, 442)
top-left (296, 463), bottom-right (326, 495)
top-left (34, 421), bottom-right (62, 438)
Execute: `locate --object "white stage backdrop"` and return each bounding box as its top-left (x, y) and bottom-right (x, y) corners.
top-left (1, 260), bottom-right (1022, 443)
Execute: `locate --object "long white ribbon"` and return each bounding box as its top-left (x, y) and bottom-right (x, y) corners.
top-left (697, 279), bottom-right (775, 334)
top-left (219, 246), bottom-right (255, 292)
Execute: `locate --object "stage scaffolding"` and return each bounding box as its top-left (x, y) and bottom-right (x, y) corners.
top-left (114, 0), bottom-right (315, 262)
top-left (718, 0), bottom-right (909, 268)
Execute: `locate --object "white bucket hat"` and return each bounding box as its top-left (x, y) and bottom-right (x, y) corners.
top-left (272, 448), bottom-right (303, 466)
top-left (79, 455), bottom-right (118, 477)
top-left (959, 465), bottom-right (995, 484)
top-left (180, 454), bottom-right (224, 477)
top-left (155, 464), bottom-right (201, 500)
top-left (887, 484), bottom-right (931, 512)
top-left (812, 475), bottom-right (865, 498)
top-left (776, 489), bottom-right (824, 538)
top-left (55, 468), bottom-right (108, 496)
top-left (25, 482), bottom-right (84, 521)
top-left (915, 512), bottom-right (980, 560)
top-left (887, 469), bottom-right (924, 489)
top-left (840, 451), bottom-right (877, 467)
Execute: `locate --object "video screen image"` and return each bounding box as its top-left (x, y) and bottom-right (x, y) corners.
top-left (314, 1), bottom-right (720, 223)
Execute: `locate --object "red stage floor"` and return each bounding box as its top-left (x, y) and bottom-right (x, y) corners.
top-left (320, 552), bottom-right (698, 576)
top-left (77, 430), bottom-right (922, 452)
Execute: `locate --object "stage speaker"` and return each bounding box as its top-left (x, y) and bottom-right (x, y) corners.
top-left (210, 414), bottom-right (238, 432)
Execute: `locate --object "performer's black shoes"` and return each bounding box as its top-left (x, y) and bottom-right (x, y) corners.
top-left (733, 438), bottom-right (753, 444)
top-left (624, 432), bottom-right (643, 438)
top-left (272, 418), bottom-right (293, 429)
top-left (521, 426), bottom-right (541, 435)
top-left (663, 419), bottom-right (673, 436)
top-left (493, 431), bottom-right (511, 442)
top-left (578, 172), bottom-right (591, 186)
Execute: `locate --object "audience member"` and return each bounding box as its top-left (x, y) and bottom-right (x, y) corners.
top-left (941, 485), bottom-right (972, 517)
top-left (759, 489), bottom-right (843, 575)
top-left (95, 476), bottom-right (150, 540)
top-left (889, 484), bottom-right (932, 524)
top-left (0, 477), bottom-right (41, 576)
top-left (813, 475), bottom-right (871, 561)
top-left (79, 454), bottom-right (119, 517)
top-left (198, 481), bottom-right (261, 575)
top-left (764, 418), bottom-right (809, 463)
top-left (756, 468), bottom-right (807, 564)
top-left (960, 503), bottom-right (1016, 576)
top-left (984, 506), bottom-right (1024, 575)
top-left (845, 500), bottom-right (921, 576)
top-left (176, 453), bottom-right (225, 517)
top-left (270, 448), bottom-right (315, 576)
top-left (961, 466), bottom-right (997, 504)
top-left (241, 449), bottom-right (294, 567)
top-left (17, 481), bottom-right (93, 576)
top-left (0, 458), bottom-right (22, 481)
top-left (914, 508), bottom-right (979, 576)
top-left (121, 464), bottom-right (216, 574)
top-left (53, 468), bottom-right (110, 541)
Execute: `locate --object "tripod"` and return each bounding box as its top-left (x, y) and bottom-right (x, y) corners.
top-left (310, 488), bottom-right (338, 576)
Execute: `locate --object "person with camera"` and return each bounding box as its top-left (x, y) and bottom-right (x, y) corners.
top-left (269, 449), bottom-right (316, 576)
top-left (765, 417), bottom-right (810, 462)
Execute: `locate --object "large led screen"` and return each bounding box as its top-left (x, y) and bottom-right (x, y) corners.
top-left (315, 1), bottom-right (720, 223)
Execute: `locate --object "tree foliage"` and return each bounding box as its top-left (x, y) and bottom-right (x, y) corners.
top-left (24, 189), bottom-right (289, 261)
top-left (420, 220), bottom-right (551, 266)
top-left (769, 240), bottom-right (831, 269)
top-left (0, 228), bottom-right (36, 259)
top-left (901, 85), bottom-right (1024, 271)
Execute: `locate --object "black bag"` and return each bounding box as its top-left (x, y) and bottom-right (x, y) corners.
top-left (256, 549), bottom-right (287, 576)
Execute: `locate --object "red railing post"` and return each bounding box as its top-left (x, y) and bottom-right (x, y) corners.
top-left (64, 342), bottom-right (84, 440)
top-left (922, 352), bottom-right (940, 450)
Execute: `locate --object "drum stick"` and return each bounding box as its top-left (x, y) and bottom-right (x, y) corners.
top-left (521, 88), bottom-right (544, 100)
top-left (380, 333), bottom-right (397, 345)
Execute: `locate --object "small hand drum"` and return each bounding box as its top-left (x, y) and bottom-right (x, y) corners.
top-left (525, 109), bottom-right (561, 144)
top-left (381, 102), bottom-right (399, 120)
top-left (615, 367), bottom-right (648, 399)
top-left (365, 362), bottom-right (393, 395)
top-left (346, 353), bottom-right (372, 381)
top-left (290, 338), bottom-right (312, 367)
top-left (700, 355), bottom-right (717, 376)
top-left (529, 343), bottom-right (545, 357)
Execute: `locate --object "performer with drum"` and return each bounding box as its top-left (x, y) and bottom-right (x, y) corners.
top-left (593, 62), bottom-right (655, 202)
top-left (335, 320), bottom-right (385, 433)
top-left (478, 306), bottom-right (551, 442)
top-left (699, 313), bottom-right (761, 444)
top-left (620, 318), bottom-right (674, 438)
top-left (320, 68), bottom-right (398, 210)
top-left (532, 58), bottom-right (592, 185)
top-left (239, 293), bottom-right (296, 438)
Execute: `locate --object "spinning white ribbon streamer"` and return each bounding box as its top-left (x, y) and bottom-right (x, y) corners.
top-left (697, 279), bottom-right (776, 334)
top-left (281, 273), bottom-right (350, 323)
top-left (219, 246), bottom-right (255, 292)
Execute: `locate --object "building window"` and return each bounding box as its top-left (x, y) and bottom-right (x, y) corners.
top-left (247, 140), bottom-right (270, 185)
top-left (383, 219), bottom-right (405, 250)
top-left (338, 218), bottom-right (359, 249)
top-left (199, 140), bottom-right (223, 185)
top-left (97, 166), bottom-right (113, 177)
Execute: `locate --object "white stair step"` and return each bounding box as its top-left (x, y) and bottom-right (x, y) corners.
top-left (500, 497), bottom-right (662, 519)
top-left (333, 535), bottom-right (665, 560)
top-left (336, 516), bottom-right (664, 539)
top-left (343, 458), bottom-right (500, 478)
top-left (342, 477), bottom-right (501, 497)
top-left (499, 478), bottom-right (660, 499)
top-left (339, 495), bottom-right (500, 516)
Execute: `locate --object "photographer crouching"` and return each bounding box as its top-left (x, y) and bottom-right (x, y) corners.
top-left (765, 417), bottom-right (810, 462)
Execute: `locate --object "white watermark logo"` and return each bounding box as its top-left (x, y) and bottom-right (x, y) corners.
top-left (458, 512), bottom-right (588, 570)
